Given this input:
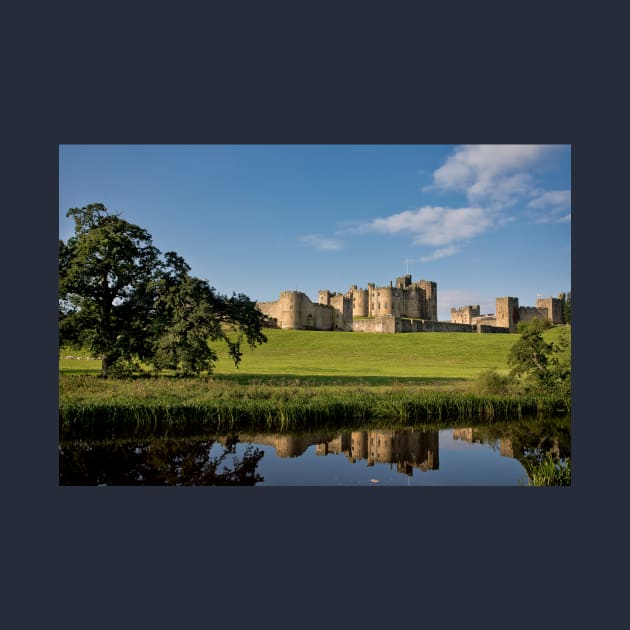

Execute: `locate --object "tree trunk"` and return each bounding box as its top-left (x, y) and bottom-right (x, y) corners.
top-left (101, 353), bottom-right (112, 378)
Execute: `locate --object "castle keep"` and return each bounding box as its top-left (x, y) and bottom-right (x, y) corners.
top-left (257, 274), bottom-right (566, 334)
top-left (257, 275), bottom-right (436, 332)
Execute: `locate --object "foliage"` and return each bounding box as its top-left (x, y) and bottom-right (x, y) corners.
top-left (560, 291), bottom-right (571, 324)
top-left (472, 369), bottom-right (515, 395)
top-left (507, 320), bottom-right (571, 397)
top-left (59, 203), bottom-right (266, 377)
top-left (59, 373), bottom-right (571, 439)
top-left (525, 452), bottom-right (571, 486)
top-left (59, 436), bottom-right (264, 485)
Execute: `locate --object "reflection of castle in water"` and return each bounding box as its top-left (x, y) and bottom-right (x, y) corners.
top-left (217, 422), bottom-right (569, 480)
top-left (219, 430), bottom-right (440, 475)
top-left (316, 430), bottom-right (439, 476)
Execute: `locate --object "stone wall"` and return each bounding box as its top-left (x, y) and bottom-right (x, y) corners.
top-left (351, 317), bottom-right (509, 334)
top-left (518, 306), bottom-right (549, 325)
top-left (451, 305), bottom-right (480, 324)
top-left (496, 297), bottom-right (520, 332)
top-left (352, 316), bottom-right (397, 334)
top-left (258, 278), bottom-right (563, 335)
top-left (258, 291), bottom-right (340, 331)
top-left (347, 275), bottom-right (437, 321)
top-left (536, 297), bottom-right (564, 324)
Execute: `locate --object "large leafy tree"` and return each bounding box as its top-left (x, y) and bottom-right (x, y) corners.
top-left (59, 203), bottom-right (267, 377)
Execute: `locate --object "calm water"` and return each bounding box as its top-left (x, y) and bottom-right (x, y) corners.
top-left (59, 418), bottom-right (570, 486)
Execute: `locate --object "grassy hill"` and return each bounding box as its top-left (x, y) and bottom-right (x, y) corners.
top-left (59, 326), bottom-right (570, 387)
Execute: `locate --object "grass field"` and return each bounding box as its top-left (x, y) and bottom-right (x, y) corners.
top-left (60, 326), bottom-right (570, 386)
top-left (59, 327), bottom-right (571, 435)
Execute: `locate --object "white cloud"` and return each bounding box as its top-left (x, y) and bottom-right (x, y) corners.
top-left (430, 144), bottom-right (548, 191)
top-left (332, 145), bottom-right (569, 262)
top-left (527, 189), bottom-right (571, 223)
top-left (426, 144), bottom-right (562, 212)
top-left (420, 245), bottom-right (459, 262)
top-left (297, 234), bottom-right (345, 251)
top-left (355, 205), bottom-right (493, 248)
top-left (533, 213), bottom-right (571, 224)
top-left (528, 189), bottom-right (571, 209)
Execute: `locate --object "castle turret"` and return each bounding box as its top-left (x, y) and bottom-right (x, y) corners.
top-left (279, 291), bottom-right (303, 330)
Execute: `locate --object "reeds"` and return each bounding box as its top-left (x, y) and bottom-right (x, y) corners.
top-left (525, 453), bottom-right (571, 486)
top-left (59, 375), bottom-right (570, 439)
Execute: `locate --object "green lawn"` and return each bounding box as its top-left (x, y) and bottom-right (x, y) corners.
top-left (59, 325), bottom-right (570, 386)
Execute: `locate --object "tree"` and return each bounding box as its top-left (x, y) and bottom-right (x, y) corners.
top-left (507, 319), bottom-right (571, 395)
top-left (562, 290), bottom-right (572, 324)
top-left (59, 203), bottom-right (267, 377)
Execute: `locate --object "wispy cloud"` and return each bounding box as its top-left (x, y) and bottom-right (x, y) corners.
top-left (420, 245), bottom-right (459, 262)
top-left (527, 189), bottom-right (571, 223)
top-left (528, 189), bottom-right (571, 209)
top-left (297, 234), bottom-right (345, 251)
top-left (346, 205), bottom-right (493, 260)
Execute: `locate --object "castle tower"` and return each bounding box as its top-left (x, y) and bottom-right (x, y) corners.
top-left (279, 291), bottom-right (303, 330)
top-left (377, 286), bottom-right (395, 316)
top-left (496, 297), bottom-right (519, 332)
top-left (403, 285), bottom-right (423, 318)
top-left (318, 290), bottom-right (331, 306)
top-left (536, 297), bottom-right (564, 324)
top-left (350, 431), bottom-right (368, 462)
top-left (416, 280), bottom-right (437, 320)
top-left (346, 285), bottom-right (369, 318)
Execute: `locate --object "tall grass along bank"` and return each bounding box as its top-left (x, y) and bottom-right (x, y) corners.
top-left (59, 375), bottom-right (570, 439)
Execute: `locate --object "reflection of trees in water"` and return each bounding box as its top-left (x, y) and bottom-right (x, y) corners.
top-left (452, 417), bottom-right (571, 470)
top-left (60, 418), bottom-right (570, 485)
top-left (59, 436), bottom-right (264, 486)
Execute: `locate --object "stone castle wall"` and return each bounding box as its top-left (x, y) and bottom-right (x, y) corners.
top-left (258, 274), bottom-right (438, 332)
top-left (258, 276), bottom-right (563, 334)
top-left (455, 296), bottom-right (565, 332)
top-left (352, 316), bottom-right (510, 334)
top-left (451, 305), bottom-right (480, 324)
top-left (257, 291), bottom-right (343, 331)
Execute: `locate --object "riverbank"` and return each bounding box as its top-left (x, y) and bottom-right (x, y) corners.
top-left (59, 374), bottom-right (570, 439)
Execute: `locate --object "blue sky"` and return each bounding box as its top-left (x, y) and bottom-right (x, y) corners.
top-left (59, 144), bottom-right (571, 321)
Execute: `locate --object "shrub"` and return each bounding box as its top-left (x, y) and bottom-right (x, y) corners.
top-left (472, 369), bottom-right (514, 395)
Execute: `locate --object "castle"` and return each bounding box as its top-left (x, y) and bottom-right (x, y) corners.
top-left (257, 274), bottom-right (566, 334)
top-left (257, 274), bottom-right (436, 332)
top-left (451, 294), bottom-right (566, 332)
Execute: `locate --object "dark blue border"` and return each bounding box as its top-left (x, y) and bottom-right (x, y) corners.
top-left (6, 1), bottom-right (619, 626)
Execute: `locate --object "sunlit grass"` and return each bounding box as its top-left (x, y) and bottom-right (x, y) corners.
top-left (60, 325), bottom-right (570, 381)
top-left (59, 326), bottom-right (571, 438)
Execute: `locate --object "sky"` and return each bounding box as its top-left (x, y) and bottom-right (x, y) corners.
top-left (59, 144), bottom-right (571, 321)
